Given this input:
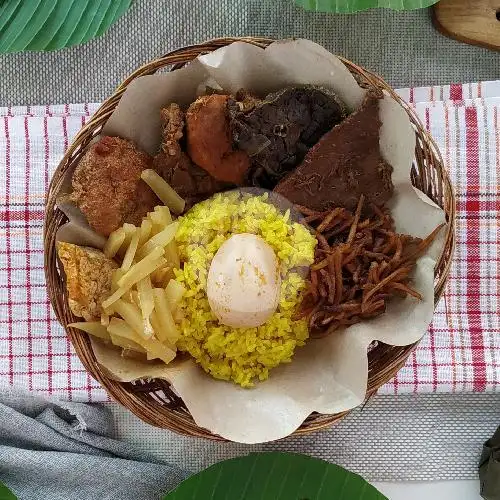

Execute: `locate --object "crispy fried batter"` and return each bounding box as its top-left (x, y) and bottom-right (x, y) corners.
top-left (71, 136), bottom-right (158, 237)
top-left (57, 242), bottom-right (118, 321)
top-left (186, 94), bottom-right (251, 184)
top-left (153, 103), bottom-right (231, 208)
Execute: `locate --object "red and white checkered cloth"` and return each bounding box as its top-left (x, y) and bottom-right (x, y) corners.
top-left (1, 82), bottom-right (499, 402)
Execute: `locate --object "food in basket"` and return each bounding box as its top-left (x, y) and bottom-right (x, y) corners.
top-left (71, 136), bottom-right (158, 236)
top-left (228, 86), bottom-right (347, 188)
top-left (60, 82), bottom-right (442, 387)
top-left (173, 191), bottom-right (316, 386)
top-left (68, 203), bottom-right (183, 365)
top-left (57, 242), bottom-right (117, 321)
top-left (294, 196), bottom-right (444, 337)
top-left (274, 91), bottom-right (394, 213)
top-left (50, 39), bottom-right (449, 443)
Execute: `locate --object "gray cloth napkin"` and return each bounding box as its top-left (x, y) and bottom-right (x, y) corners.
top-left (0, 387), bottom-right (188, 500)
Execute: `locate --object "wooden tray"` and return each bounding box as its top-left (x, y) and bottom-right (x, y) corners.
top-left (433, 0), bottom-right (500, 51)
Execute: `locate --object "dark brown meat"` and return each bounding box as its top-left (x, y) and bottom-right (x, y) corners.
top-left (274, 91), bottom-right (394, 214)
top-left (186, 94), bottom-right (251, 184)
top-left (229, 86), bottom-right (347, 189)
top-left (71, 136), bottom-right (158, 237)
top-left (154, 103), bottom-right (231, 208)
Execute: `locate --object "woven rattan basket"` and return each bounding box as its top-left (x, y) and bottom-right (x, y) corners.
top-left (44, 37), bottom-right (456, 441)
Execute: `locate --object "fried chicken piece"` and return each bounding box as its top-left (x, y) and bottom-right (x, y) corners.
top-left (186, 94), bottom-right (251, 184)
top-left (71, 136), bottom-right (158, 236)
top-left (274, 91), bottom-right (394, 214)
top-left (153, 103), bottom-right (231, 209)
top-left (57, 242), bottom-right (117, 321)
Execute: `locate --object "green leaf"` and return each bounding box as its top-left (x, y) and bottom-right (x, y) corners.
top-left (164, 452), bottom-right (387, 500)
top-left (0, 0), bottom-right (132, 53)
top-left (295, 0), bottom-right (438, 12)
top-left (0, 481), bottom-right (17, 500)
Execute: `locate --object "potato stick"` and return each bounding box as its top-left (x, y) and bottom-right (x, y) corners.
top-left (141, 169), bottom-right (185, 214)
top-left (145, 337), bottom-right (176, 364)
top-left (138, 219), bottom-right (153, 247)
top-left (107, 317), bottom-right (143, 343)
top-left (152, 288), bottom-right (180, 344)
top-left (150, 310), bottom-right (176, 351)
top-left (362, 267), bottom-right (412, 305)
top-left (100, 312), bottom-right (110, 327)
top-left (103, 228), bottom-right (125, 258)
top-left (165, 279), bottom-right (186, 311)
top-left (117, 246), bottom-right (165, 289)
top-left (165, 242), bottom-right (180, 269)
top-left (154, 205), bottom-right (173, 221)
top-left (116, 223), bottom-right (137, 256)
top-left (69, 322), bottom-right (110, 341)
top-left (102, 286), bottom-right (129, 310)
top-left (149, 206), bottom-right (172, 232)
top-left (120, 230), bottom-right (140, 272)
top-left (137, 276), bottom-right (154, 337)
top-left (111, 268), bottom-right (126, 292)
top-left (112, 298), bottom-right (146, 338)
top-left (109, 332), bottom-right (146, 353)
top-left (136, 222), bottom-right (178, 260)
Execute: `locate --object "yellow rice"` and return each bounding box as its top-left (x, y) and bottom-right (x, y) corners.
top-left (174, 192), bottom-right (316, 387)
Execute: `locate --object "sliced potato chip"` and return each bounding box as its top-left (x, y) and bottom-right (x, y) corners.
top-left (141, 169), bottom-right (185, 214)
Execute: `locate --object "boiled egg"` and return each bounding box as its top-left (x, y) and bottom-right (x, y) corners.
top-left (207, 233), bottom-right (281, 328)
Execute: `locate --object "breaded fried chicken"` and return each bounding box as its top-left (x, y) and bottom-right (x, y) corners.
top-left (153, 103), bottom-right (231, 208)
top-left (71, 136), bottom-right (159, 236)
top-left (186, 94), bottom-right (250, 184)
top-left (57, 242), bottom-right (117, 321)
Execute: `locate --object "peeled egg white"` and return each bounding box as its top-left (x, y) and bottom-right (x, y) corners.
top-left (207, 233), bottom-right (281, 328)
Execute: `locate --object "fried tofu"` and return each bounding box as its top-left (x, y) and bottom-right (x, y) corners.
top-left (71, 136), bottom-right (159, 237)
top-left (57, 242), bottom-right (118, 321)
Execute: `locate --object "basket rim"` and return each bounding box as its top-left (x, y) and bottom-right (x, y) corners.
top-left (44, 36), bottom-right (456, 442)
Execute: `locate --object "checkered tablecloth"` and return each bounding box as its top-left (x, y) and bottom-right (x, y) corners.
top-left (1, 82), bottom-right (499, 402)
